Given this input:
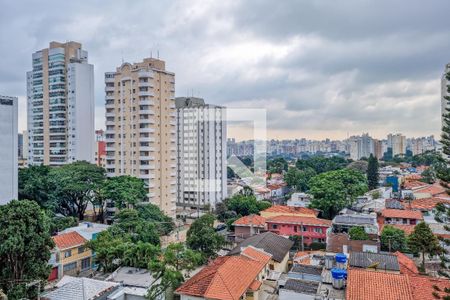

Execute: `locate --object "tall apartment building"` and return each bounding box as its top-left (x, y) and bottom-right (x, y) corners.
top-left (0, 96), bottom-right (18, 205)
top-left (27, 41), bottom-right (95, 166)
top-left (442, 63), bottom-right (450, 135)
top-left (175, 97), bottom-right (227, 212)
top-left (373, 139), bottom-right (383, 159)
top-left (388, 133), bottom-right (406, 157)
top-left (347, 133), bottom-right (374, 160)
top-left (104, 58), bottom-right (176, 218)
top-left (95, 130), bottom-right (106, 168)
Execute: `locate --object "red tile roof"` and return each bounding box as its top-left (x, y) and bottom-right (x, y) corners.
top-left (262, 205), bottom-right (318, 216)
top-left (176, 246), bottom-right (271, 300)
top-left (380, 224), bottom-right (416, 236)
top-left (248, 280), bottom-right (262, 291)
top-left (347, 268), bottom-right (413, 300)
top-left (403, 180), bottom-right (429, 190)
top-left (409, 275), bottom-right (450, 300)
top-left (232, 214), bottom-right (266, 227)
top-left (381, 209), bottom-right (423, 220)
top-left (266, 215), bottom-right (331, 227)
top-left (409, 197), bottom-right (450, 211)
top-left (414, 183), bottom-right (446, 196)
top-left (52, 231), bottom-right (86, 250)
top-left (394, 252), bottom-right (419, 275)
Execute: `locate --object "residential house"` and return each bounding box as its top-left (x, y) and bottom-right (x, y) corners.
top-left (232, 214), bottom-right (266, 241)
top-left (286, 192), bottom-right (312, 207)
top-left (228, 232), bottom-right (294, 273)
top-left (346, 269), bottom-right (412, 300)
top-left (380, 209), bottom-right (423, 225)
top-left (260, 205), bottom-right (318, 219)
top-left (267, 183), bottom-right (287, 198)
top-left (60, 222), bottom-right (109, 241)
top-left (51, 231), bottom-right (92, 280)
top-left (106, 267), bottom-right (158, 300)
top-left (394, 251), bottom-right (419, 276)
top-left (42, 276), bottom-right (119, 300)
top-left (265, 215), bottom-right (331, 245)
top-left (175, 246), bottom-right (273, 300)
top-left (254, 186), bottom-right (271, 201)
top-left (279, 279), bottom-right (320, 300)
top-left (326, 213), bottom-right (379, 253)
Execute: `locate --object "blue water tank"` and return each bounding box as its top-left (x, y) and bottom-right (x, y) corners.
top-left (335, 253), bottom-right (347, 263)
top-left (331, 268), bottom-right (347, 279)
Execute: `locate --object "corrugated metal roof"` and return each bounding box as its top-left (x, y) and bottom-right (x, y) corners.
top-left (349, 252), bottom-right (400, 272)
top-left (282, 279), bottom-right (319, 294)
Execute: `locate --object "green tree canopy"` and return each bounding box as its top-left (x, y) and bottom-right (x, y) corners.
top-left (111, 209), bottom-right (160, 245)
top-left (408, 222), bottom-right (442, 270)
top-left (367, 154), bottom-right (380, 190)
top-left (284, 167), bottom-right (316, 192)
top-left (0, 200), bottom-right (54, 299)
top-left (147, 243), bottom-right (202, 300)
top-left (349, 226), bottom-right (369, 240)
top-left (380, 225), bottom-right (408, 252)
top-left (309, 169), bottom-right (368, 219)
top-left (225, 194), bottom-right (271, 217)
top-left (267, 157), bottom-right (288, 174)
top-left (186, 214), bottom-right (225, 260)
top-left (346, 160), bottom-right (368, 174)
top-left (18, 165), bottom-right (55, 209)
top-left (136, 204), bottom-right (175, 236)
top-left (296, 156), bottom-right (350, 174)
top-left (51, 161), bottom-right (106, 220)
top-left (103, 175), bottom-right (147, 209)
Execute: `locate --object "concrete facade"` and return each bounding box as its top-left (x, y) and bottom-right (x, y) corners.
top-left (0, 95), bottom-right (18, 205)
top-left (104, 58), bottom-right (176, 218)
top-left (175, 97), bottom-right (227, 212)
top-left (27, 41), bottom-right (95, 166)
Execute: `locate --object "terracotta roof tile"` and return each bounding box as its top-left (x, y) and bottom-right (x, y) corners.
top-left (232, 214), bottom-right (266, 227)
top-left (176, 247), bottom-right (271, 300)
top-left (394, 252), bottom-right (419, 275)
top-left (266, 215), bottom-right (331, 227)
top-left (248, 280), bottom-right (261, 291)
top-left (347, 268), bottom-right (413, 300)
top-left (403, 180), bottom-right (429, 190)
top-left (409, 275), bottom-right (450, 300)
top-left (414, 183), bottom-right (446, 196)
top-left (381, 209), bottom-right (423, 220)
top-left (52, 231), bottom-right (86, 250)
top-left (409, 197), bottom-right (450, 211)
top-left (261, 205), bottom-right (318, 216)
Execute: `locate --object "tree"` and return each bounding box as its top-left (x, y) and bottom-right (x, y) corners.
top-left (147, 243), bottom-right (202, 300)
top-left (380, 225), bottom-right (407, 252)
top-left (48, 214), bottom-right (78, 235)
top-left (137, 204), bottom-right (175, 236)
top-left (296, 156), bottom-right (349, 174)
top-left (309, 169), bottom-right (368, 219)
top-left (122, 241), bottom-right (160, 269)
top-left (284, 167), bottom-right (316, 192)
top-left (51, 161), bottom-right (106, 220)
top-left (87, 230), bottom-right (128, 272)
top-left (349, 226), bottom-right (369, 240)
top-left (103, 175), bottom-right (147, 209)
top-left (367, 154), bottom-right (379, 190)
top-left (186, 214), bottom-right (225, 260)
top-left (112, 209), bottom-right (160, 245)
top-left (420, 168), bottom-right (436, 184)
top-left (0, 200), bottom-right (54, 299)
top-left (408, 222), bottom-right (442, 271)
top-left (226, 194), bottom-right (271, 216)
top-left (18, 165), bottom-right (55, 210)
top-left (346, 160), bottom-right (368, 174)
top-left (267, 158), bottom-right (288, 174)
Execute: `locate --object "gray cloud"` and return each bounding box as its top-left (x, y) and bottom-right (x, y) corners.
top-left (0, 0), bottom-right (449, 139)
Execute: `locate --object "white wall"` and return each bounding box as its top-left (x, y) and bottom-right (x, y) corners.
top-left (0, 96), bottom-right (18, 205)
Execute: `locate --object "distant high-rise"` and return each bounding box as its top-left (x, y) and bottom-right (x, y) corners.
top-left (175, 97), bottom-right (227, 212)
top-left (104, 58), bottom-right (176, 218)
top-left (388, 133), bottom-right (406, 157)
top-left (442, 63), bottom-right (450, 137)
top-left (27, 41), bottom-right (95, 166)
top-left (0, 95), bottom-right (18, 205)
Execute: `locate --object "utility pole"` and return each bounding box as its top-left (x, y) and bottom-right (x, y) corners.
top-left (301, 222), bottom-right (304, 252)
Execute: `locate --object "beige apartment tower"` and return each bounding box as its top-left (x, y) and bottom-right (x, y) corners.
top-left (27, 41), bottom-right (95, 166)
top-left (104, 58), bottom-right (176, 218)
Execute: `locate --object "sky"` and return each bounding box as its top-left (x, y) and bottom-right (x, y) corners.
top-left (1, 0), bottom-right (450, 140)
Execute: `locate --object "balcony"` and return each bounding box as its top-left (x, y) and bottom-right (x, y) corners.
top-left (139, 136), bottom-right (155, 142)
top-left (140, 164), bottom-right (156, 170)
top-left (139, 118), bottom-right (154, 124)
top-left (139, 146), bottom-right (155, 152)
top-left (139, 81), bottom-right (153, 88)
top-left (105, 146), bottom-right (116, 151)
top-left (140, 109), bottom-right (155, 115)
top-left (105, 86), bottom-right (115, 92)
top-left (105, 120), bottom-right (115, 126)
top-left (140, 127), bottom-right (155, 133)
top-left (139, 156), bottom-right (155, 161)
top-left (105, 111), bottom-right (115, 117)
top-left (139, 91), bottom-right (154, 97)
top-left (140, 99), bottom-right (154, 106)
top-left (105, 102), bottom-right (115, 109)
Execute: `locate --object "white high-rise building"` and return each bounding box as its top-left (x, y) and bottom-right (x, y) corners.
top-left (347, 133), bottom-right (374, 160)
top-left (176, 97), bottom-right (227, 212)
top-left (0, 96), bottom-right (18, 205)
top-left (27, 41), bottom-right (95, 166)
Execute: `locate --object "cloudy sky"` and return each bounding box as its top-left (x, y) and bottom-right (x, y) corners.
top-left (1, 0), bottom-right (450, 140)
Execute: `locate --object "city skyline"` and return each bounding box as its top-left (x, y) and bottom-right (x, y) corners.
top-left (1, 1), bottom-right (450, 140)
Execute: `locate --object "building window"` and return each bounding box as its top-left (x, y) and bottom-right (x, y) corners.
top-left (314, 228), bottom-right (323, 233)
top-left (78, 246), bottom-right (85, 254)
top-left (302, 226), bottom-right (308, 232)
top-left (81, 257), bottom-right (91, 271)
top-left (272, 224), bottom-right (278, 229)
top-left (64, 250), bottom-right (72, 258)
top-left (63, 262), bottom-right (77, 272)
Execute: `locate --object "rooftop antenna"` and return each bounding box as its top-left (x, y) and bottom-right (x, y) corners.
top-left (150, 50), bottom-right (152, 58)
top-left (121, 51), bottom-right (124, 64)
top-left (157, 50), bottom-right (160, 59)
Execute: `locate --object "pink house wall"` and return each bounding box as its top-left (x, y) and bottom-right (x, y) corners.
top-left (267, 222), bottom-right (329, 245)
